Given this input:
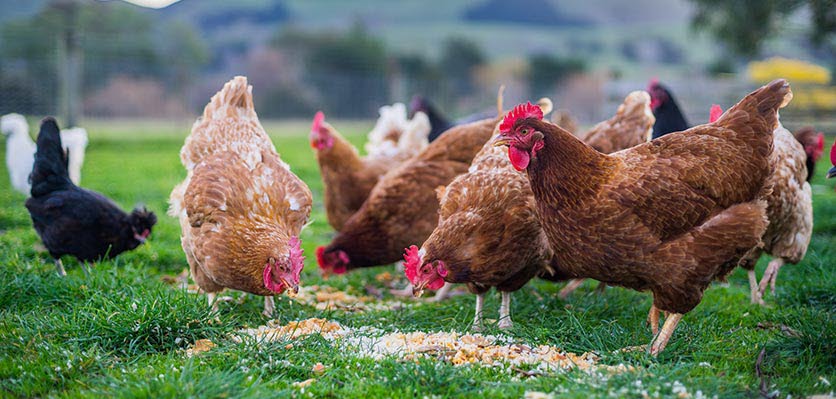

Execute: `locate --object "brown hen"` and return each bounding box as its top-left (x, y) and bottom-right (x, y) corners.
top-left (311, 108), bottom-right (430, 231)
top-left (316, 116), bottom-right (501, 278)
top-left (169, 76), bottom-right (313, 317)
top-left (404, 134), bottom-right (560, 330)
top-left (542, 91), bottom-right (656, 297)
top-left (495, 79), bottom-right (792, 354)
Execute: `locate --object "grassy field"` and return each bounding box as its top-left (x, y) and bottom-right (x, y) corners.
top-left (0, 120), bottom-right (834, 398)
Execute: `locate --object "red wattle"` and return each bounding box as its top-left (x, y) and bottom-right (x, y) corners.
top-left (508, 146), bottom-right (530, 171)
top-left (427, 278), bottom-right (445, 290)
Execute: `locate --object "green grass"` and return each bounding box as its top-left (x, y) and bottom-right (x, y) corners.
top-left (1, 120), bottom-right (834, 398)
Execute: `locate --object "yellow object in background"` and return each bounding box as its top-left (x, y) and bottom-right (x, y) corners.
top-left (748, 57), bottom-right (831, 85)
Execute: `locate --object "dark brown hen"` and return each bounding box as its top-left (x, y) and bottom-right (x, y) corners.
top-left (495, 80), bottom-right (791, 354)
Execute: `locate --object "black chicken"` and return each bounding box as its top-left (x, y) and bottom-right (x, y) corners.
top-left (648, 79), bottom-right (689, 139)
top-left (409, 95), bottom-right (454, 142)
top-left (409, 95), bottom-right (495, 142)
top-left (25, 118), bottom-right (156, 276)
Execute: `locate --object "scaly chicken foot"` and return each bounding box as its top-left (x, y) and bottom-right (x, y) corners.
top-left (758, 258), bottom-right (784, 299)
top-left (54, 259), bottom-right (66, 277)
top-left (472, 292), bottom-right (485, 332)
top-left (649, 312), bottom-right (683, 356)
top-left (498, 291), bottom-right (513, 329)
top-left (748, 270), bottom-right (765, 305)
top-left (263, 296), bottom-right (275, 318)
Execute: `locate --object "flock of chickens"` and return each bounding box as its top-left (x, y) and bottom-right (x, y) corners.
top-left (7, 75), bottom-right (835, 356)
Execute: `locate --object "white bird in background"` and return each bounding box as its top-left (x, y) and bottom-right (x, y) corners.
top-left (1, 113), bottom-right (88, 196)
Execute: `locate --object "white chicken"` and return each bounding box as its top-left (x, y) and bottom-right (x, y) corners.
top-left (1, 113), bottom-right (88, 195)
top-left (364, 102), bottom-right (431, 158)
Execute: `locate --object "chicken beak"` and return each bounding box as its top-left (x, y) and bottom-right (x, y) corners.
top-left (133, 233), bottom-right (147, 244)
top-left (827, 166), bottom-right (836, 179)
top-left (281, 277), bottom-right (298, 297)
top-left (412, 281), bottom-right (427, 298)
top-left (492, 136), bottom-right (511, 147)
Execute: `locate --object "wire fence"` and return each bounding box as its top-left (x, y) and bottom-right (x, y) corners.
top-left (1, 51), bottom-right (834, 134)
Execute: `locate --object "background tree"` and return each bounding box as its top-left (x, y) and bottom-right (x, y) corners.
top-left (439, 37), bottom-right (486, 98)
top-left (527, 54), bottom-right (586, 99)
top-left (689, 0), bottom-right (834, 59)
top-left (0, 0), bottom-right (208, 116)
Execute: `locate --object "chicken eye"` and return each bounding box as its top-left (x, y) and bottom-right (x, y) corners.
top-left (520, 128), bottom-right (529, 136)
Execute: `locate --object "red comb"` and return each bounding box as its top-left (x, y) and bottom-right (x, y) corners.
top-left (709, 104), bottom-right (723, 123)
top-left (403, 245), bottom-right (421, 284)
top-left (500, 102), bottom-right (543, 133)
top-left (648, 77), bottom-right (659, 90)
top-left (312, 111), bottom-right (324, 133)
top-left (315, 246), bottom-right (327, 269)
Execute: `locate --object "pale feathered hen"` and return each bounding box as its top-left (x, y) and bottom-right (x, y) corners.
top-left (709, 105), bottom-right (813, 305)
top-left (169, 76), bottom-right (312, 316)
top-left (364, 102), bottom-right (431, 158)
top-left (578, 91), bottom-right (655, 154)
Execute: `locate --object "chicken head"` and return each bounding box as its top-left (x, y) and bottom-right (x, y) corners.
top-left (493, 102), bottom-right (545, 171)
top-left (404, 245), bottom-right (447, 297)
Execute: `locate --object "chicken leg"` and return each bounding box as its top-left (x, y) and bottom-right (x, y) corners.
top-left (207, 293), bottom-right (219, 313)
top-left (472, 292), bottom-right (485, 332)
top-left (748, 269), bottom-right (765, 305)
top-left (54, 259), bottom-right (66, 277)
top-left (648, 305), bottom-right (660, 336)
top-left (498, 291), bottom-right (513, 329)
top-left (758, 258), bottom-right (784, 298)
top-left (649, 312), bottom-right (683, 356)
top-left (263, 296), bottom-right (275, 318)
top-left (558, 279), bottom-right (585, 299)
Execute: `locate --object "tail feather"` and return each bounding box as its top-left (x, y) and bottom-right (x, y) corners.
top-left (30, 117), bottom-right (72, 197)
top-left (717, 79), bottom-right (792, 133)
top-left (201, 76), bottom-right (256, 121)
